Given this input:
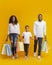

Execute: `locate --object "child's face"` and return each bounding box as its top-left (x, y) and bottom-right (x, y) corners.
top-left (25, 27), bottom-right (29, 32)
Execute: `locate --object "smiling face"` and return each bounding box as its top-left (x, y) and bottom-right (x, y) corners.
top-left (38, 14), bottom-right (43, 21)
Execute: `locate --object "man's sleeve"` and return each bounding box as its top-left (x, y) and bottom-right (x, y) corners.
top-left (43, 22), bottom-right (46, 36)
top-left (33, 22), bottom-right (37, 36)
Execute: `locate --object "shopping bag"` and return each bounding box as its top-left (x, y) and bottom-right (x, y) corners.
top-left (1, 44), bottom-right (6, 55)
top-left (17, 42), bottom-right (24, 51)
top-left (6, 44), bottom-right (12, 56)
top-left (42, 41), bottom-right (48, 53)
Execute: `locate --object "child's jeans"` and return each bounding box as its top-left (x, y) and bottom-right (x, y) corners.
top-left (24, 44), bottom-right (29, 56)
top-left (34, 37), bottom-right (43, 56)
top-left (9, 33), bottom-right (18, 56)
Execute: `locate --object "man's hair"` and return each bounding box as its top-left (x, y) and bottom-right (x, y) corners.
top-left (38, 14), bottom-right (42, 17)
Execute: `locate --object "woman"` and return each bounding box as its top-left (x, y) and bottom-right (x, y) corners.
top-left (6, 15), bottom-right (20, 59)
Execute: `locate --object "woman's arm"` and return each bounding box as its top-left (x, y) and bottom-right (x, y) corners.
top-left (6, 35), bottom-right (9, 41)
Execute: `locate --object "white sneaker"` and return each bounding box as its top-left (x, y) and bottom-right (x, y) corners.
top-left (25, 56), bottom-right (28, 60)
top-left (34, 53), bottom-right (36, 57)
top-left (12, 56), bottom-right (15, 60)
top-left (38, 56), bottom-right (41, 60)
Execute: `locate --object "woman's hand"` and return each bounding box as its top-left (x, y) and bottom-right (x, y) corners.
top-left (18, 34), bottom-right (22, 42)
top-left (34, 36), bottom-right (38, 40)
top-left (5, 35), bottom-right (9, 41)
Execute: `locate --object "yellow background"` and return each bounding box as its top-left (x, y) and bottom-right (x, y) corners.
top-left (0, 0), bottom-right (52, 65)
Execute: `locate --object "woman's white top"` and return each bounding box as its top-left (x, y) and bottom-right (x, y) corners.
top-left (33, 20), bottom-right (46, 37)
top-left (22, 32), bottom-right (32, 44)
top-left (8, 23), bottom-right (20, 35)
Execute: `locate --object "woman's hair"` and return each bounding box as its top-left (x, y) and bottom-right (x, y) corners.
top-left (9, 15), bottom-right (18, 24)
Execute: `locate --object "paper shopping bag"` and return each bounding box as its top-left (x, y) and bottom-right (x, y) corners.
top-left (42, 41), bottom-right (48, 53)
top-left (42, 41), bottom-right (47, 51)
top-left (17, 42), bottom-right (24, 51)
top-left (1, 44), bottom-right (6, 55)
top-left (6, 44), bottom-right (12, 56)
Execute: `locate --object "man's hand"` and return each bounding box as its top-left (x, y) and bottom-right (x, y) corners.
top-left (34, 36), bottom-right (38, 40)
top-left (44, 35), bottom-right (47, 41)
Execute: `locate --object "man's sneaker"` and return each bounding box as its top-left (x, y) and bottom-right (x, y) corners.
top-left (38, 56), bottom-right (41, 60)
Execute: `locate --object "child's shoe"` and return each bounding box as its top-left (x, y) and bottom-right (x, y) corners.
top-left (34, 53), bottom-right (36, 57)
top-left (25, 56), bottom-right (28, 60)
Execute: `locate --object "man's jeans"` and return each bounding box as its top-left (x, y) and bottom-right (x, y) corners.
top-left (34, 37), bottom-right (43, 56)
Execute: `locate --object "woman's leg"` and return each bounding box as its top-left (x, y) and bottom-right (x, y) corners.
top-left (13, 34), bottom-right (18, 57)
top-left (9, 34), bottom-right (14, 56)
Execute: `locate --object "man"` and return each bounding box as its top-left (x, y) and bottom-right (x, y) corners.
top-left (33, 14), bottom-right (46, 59)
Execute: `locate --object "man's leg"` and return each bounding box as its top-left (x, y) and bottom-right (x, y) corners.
top-left (38, 38), bottom-right (43, 59)
top-left (34, 39), bottom-right (38, 56)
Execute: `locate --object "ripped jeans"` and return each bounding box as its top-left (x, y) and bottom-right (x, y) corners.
top-left (9, 33), bottom-right (18, 56)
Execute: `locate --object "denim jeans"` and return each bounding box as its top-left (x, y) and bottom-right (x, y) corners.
top-left (9, 33), bottom-right (18, 56)
top-left (34, 37), bottom-right (43, 56)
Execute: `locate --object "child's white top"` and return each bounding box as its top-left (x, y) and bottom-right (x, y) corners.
top-left (33, 20), bottom-right (46, 37)
top-left (22, 32), bottom-right (32, 44)
top-left (8, 23), bottom-right (20, 35)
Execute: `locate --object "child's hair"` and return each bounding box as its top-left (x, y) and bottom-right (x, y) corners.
top-left (25, 25), bottom-right (29, 29)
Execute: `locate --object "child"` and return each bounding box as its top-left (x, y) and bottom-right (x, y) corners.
top-left (22, 25), bottom-right (32, 59)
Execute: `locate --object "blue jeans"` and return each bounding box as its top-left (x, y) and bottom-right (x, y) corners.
top-left (34, 37), bottom-right (43, 56)
top-left (9, 33), bottom-right (18, 56)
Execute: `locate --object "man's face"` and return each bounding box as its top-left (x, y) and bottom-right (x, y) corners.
top-left (38, 14), bottom-right (42, 21)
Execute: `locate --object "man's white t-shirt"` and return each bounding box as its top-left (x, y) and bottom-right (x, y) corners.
top-left (33, 20), bottom-right (46, 37)
top-left (22, 32), bottom-right (32, 44)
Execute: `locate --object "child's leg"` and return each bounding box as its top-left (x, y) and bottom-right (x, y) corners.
top-left (25, 44), bottom-right (29, 56)
top-left (24, 44), bottom-right (27, 56)
top-left (24, 44), bottom-right (29, 56)
top-left (38, 38), bottom-right (43, 56)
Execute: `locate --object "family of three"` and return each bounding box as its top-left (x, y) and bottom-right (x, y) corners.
top-left (6, 14), bottom-right (46, 60)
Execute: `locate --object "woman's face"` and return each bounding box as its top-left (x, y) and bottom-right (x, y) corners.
top-left (12, 16), bottom-right (15, 23)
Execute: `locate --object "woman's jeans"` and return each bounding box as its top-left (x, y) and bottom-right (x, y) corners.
top-left (34, 37), bottom-right (43, 56)
top-left (9, 33), bottom-right (18, 56)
